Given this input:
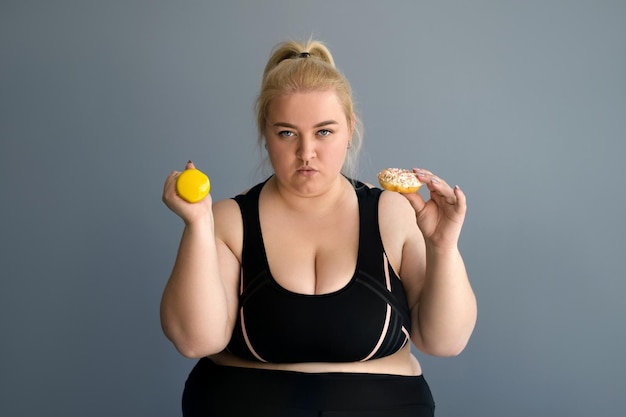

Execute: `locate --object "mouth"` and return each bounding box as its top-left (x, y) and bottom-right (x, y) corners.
top-left (296, 166), bottom-right (318, 174)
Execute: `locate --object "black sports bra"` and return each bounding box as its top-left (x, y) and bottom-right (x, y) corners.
top-left (226, 179), bottom-right (412, 363)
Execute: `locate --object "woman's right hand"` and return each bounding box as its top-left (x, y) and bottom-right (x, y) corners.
top-left (162, 161), bottom-right (213, 225)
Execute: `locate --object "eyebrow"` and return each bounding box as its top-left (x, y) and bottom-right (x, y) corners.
top-left (272, 120), bottom-right (339, 129)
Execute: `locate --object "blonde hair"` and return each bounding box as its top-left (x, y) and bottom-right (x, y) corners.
top-left (255, 40), bottom-right (363, 178)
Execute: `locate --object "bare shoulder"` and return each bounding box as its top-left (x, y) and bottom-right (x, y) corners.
top-left (377, 190), bottom-right (426, 302)
top-left (363, 181), bottom-right (416, 217)
top-left (377, 190), bottom-right (422, 256)
top-left (361, 182), bottom-right (418, 234)
top-left (212, 197), bottom-right (243, 259)
top-left (212, 197), bottom-right (241, 222)
top-left (378, 189), bottom-right (418, 227)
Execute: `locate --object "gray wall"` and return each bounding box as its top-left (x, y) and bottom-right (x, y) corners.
top-left (2, 1), bottom-right (625, 416)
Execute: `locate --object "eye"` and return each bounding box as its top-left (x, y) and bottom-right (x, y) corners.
top-left (317, 129), bottom-right (332, 137)
top-left (278, 130), bottom-right (295, 138)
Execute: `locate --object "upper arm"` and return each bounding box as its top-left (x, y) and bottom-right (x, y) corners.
top-left (378, 191), bottom-right (426, 311)
top-left (212, 198), bottom-right (243, 337)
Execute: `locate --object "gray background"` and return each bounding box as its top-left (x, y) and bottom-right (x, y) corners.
top-left (1, 1), bottom-right (625, 416)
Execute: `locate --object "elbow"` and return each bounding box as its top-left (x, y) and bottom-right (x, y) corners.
top-left (427, 340), bottom-right (470, 357)
top-left (166, 332), bottom-right (230, 359)
top-left (161, 320), bottom-right (230, 359)
top-left (160, 306), bottom-right (232, 358)
top-left (414, 311), bottom-right (477, 357)
top-left (417, 341), bottom-right (467, 358)
top-left (175, 342), bottom-right (224, 359)
top-left (414, 331), bottom-right (474, 357)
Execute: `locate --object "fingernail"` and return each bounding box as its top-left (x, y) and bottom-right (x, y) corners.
top-left (188, 160), bottom-right (192, 164)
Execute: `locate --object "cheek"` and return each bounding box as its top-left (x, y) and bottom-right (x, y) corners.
top-left (328, 143), bottom-right (349, 163)
top-left (266, 145), bottom-right (293, 170)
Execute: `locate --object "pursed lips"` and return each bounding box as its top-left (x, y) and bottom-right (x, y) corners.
top-left (296, 166), bottom-right (318, 174)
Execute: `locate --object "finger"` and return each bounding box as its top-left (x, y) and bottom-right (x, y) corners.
top-left (163, 170), bottom-right (178, 191)
top-left (423, 172), bottom-right (449, 194)
top-left (186, 160), bottom-right (195, 170)
top-left (163, 171), bottom-right (179, 203)
top-left (413, 168), bottom-right (460, 205)
top-left (401, 191), bottom-right (427, 213)
top-left (167, 170), bottom-right (181, 184)
top-left (453, 185), bottom-right (467, 213)
top-left (413, 168), bottom-right (432, 176)
top-left (413, 169), bottom-right (449, 187)
top-left (165, 170), bottom-right (179, 186)
top-left (413, 168), bottom-right (441, 189)
top-left (426, 176), bottom-right (463, 207)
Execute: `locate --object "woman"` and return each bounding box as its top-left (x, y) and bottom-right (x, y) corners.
top-left (161, 39), bottom-right (477, 416)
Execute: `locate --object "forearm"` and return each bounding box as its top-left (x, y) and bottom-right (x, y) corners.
top-left (160, 216), bottom-right (230, 357)
top-left (413, 244), bottom-right (477, 356)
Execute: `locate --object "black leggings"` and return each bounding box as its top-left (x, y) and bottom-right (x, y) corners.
top-left (182, 358), bottom-right (435, 416)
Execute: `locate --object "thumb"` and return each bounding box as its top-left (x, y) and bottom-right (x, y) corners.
top-left (185, 160), bottom-right (196, 170)
top-left (401, 191), bottom-right (426, 213)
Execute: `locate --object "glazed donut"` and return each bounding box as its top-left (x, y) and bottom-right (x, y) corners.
top-left (377, 168), bottom-right (422, 193)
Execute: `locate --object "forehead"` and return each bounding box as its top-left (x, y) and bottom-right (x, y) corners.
top-left (267, 90), bottom-right (346, 124)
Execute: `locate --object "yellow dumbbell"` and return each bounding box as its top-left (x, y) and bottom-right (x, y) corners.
top-left (176, 168), bottom-right (211, 203)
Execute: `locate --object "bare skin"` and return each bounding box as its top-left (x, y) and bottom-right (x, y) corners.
top-left (160, 91), bottom-right (477, 376)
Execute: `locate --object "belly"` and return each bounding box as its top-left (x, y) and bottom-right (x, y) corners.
top-left (210, 344), bottom-right (422, 376)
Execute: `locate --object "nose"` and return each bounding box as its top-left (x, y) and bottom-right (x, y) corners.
top-left (297, 136), bottom-right (316, 164)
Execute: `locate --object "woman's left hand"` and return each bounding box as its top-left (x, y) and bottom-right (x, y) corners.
top-left (401, 168), bottom-right (467, 250)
